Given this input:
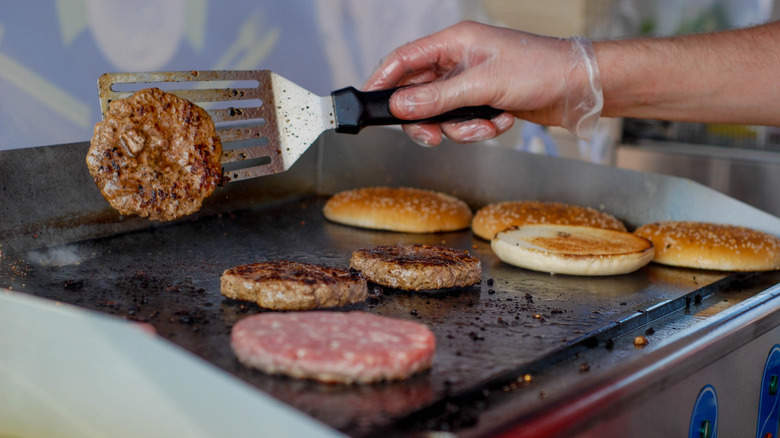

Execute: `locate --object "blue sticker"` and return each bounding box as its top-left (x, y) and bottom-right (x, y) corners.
top-left (690, 384), bottom-right (718, 438)
top-left (756, 345), bottom-right (780, 438)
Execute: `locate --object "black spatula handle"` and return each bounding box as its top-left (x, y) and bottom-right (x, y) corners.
top-left (331, 86), bottom-right (504, 134)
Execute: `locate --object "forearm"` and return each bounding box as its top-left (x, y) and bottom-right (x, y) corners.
top-left (595, 21), bottom-right (780, 125)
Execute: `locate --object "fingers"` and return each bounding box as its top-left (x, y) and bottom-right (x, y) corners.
top-left (363, 21), bottom-right (508, 122)
top-left (363, 34), bottom-right (447, 91)
top-left (402, 123), bottom-right (443, 147)
top-left (389, 75), bottom-right (492, 120)
top-left (362, 20), bottom-right (556, 146)
top-left (363, 21), bottom-right (482, 91)
top-left (441, 112), bottom-right (514, 143)
top-left (380, 44), bottom-right (503, 120)
top-left (493, 112), bottom-right (516, 133)
top-left (441, 120), bottom-right (497, 143)
top-left (403, 112), bottom-right (515, 147)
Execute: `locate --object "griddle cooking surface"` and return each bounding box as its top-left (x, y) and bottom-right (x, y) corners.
top-left (0, 196), bottom-right (732, 436)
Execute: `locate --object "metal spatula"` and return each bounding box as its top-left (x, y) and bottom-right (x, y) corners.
top-left (98, 70), bottom-right (502, 183)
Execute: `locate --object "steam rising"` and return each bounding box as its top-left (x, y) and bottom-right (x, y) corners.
top-left (27, 246), bottom-right (84, 267)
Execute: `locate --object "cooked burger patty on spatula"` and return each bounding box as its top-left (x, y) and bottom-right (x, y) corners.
top-left (87, 88), bottom-right (223, 222)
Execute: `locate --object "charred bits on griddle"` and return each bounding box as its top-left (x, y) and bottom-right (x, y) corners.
top-left (63, 279), bottom-right (85, 291)
top-left (172, 309), bottom-right (209, 332)
top-left (420, 397), bottom-right (481, 433)
top-left (366, 285), bottom-right (384, 305)
top-left (468, 331), bottom-right (485, 341)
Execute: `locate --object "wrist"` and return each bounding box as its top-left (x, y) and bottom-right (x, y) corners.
top-left (594, 38), bottom-right (671, 120)
top-left (561, 36), bottom-right (603, 141)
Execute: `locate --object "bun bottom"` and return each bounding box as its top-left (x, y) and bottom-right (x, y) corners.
top-left (491, 224), bottom-right (655, 276)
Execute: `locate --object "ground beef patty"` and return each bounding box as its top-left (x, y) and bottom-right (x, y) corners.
top-left (350, 244), bottom-right (481, 291)
top-left (87, 87), bottom-right (223, 222)
top-left (221, 261), bottom-right (368, 310)
top-left (231, 311), bottom-right (436, 384)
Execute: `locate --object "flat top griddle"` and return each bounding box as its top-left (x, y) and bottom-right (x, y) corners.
top-left (2, 129), bottom-right (780, 436)
top-left (1, 194), bottom-right (757, 437)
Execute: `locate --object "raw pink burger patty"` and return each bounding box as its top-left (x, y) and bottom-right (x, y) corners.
top-left (231, 311), bottom-right (436, 384)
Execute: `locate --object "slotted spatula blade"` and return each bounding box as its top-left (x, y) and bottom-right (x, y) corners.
top-left (99, 70), bottom-right (334, 182)
top-left (98, 70), bottom-right (503, 182)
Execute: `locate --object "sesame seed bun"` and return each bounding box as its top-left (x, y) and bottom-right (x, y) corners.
top-left (491, 224), bottom-right (655, 276)
top-left (472, 200), bottom-right (626, 241)
top-left (634, 221), bottom-right (780, 271)
top-left (323, 187), bottom-right (472, 233)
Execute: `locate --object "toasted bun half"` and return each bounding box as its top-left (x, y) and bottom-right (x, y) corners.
top-left (472, 201), bottom-right (626, 240)
top-left (323, 187), bottom-right (472, 233)
top-left (634, 221), bottom-right (780, 271)
top-left (491, 224), bottom-right (655, 276)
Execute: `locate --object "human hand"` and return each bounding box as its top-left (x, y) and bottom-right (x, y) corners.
top-left (363, 21), bottom-right (602, 146)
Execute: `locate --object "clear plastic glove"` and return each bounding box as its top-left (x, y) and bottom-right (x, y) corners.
top-left (363, 21), bottom-right (603, 146)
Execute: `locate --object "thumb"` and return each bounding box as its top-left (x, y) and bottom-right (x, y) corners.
top-left (390, 78), bottom-right (481, 120)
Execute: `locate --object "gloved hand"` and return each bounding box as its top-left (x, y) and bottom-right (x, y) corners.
top-left (363, 21), bottom-right (603, 146)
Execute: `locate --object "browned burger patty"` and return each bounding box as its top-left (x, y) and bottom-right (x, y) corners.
top-left (221, 260), bottom-right (368, 310)
top-left (87, 87), bottom-right (223, 222)
top-left (350, 244), bottom-right (481, 291)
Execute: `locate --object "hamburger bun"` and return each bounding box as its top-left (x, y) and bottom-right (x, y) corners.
top-left (491, 224), bottom-right (655, 276)
top-left (472, 200), bottom-right (626, 240)
top-left (323, 186), bottom-right (472, 233)
top-left (634, 221), bottom-right (780, 271)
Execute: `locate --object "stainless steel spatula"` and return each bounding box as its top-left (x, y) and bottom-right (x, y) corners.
top-left (98, 70), bottom-right (502, 182)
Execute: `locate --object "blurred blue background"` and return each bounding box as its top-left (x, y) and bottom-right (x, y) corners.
top-left (0, 0), bottom-right (462, 149)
